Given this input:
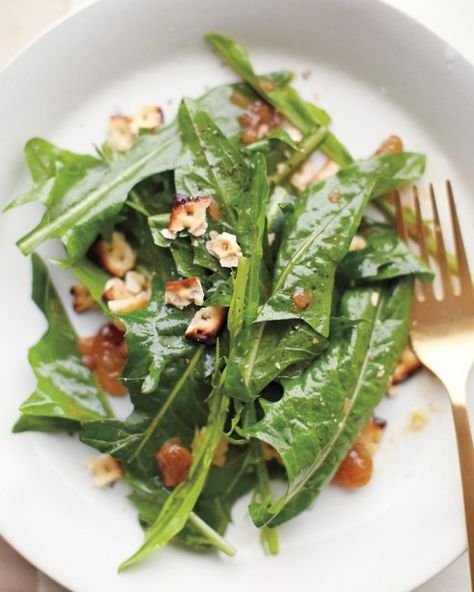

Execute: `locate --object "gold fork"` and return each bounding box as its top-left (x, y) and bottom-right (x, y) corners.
top-left (394, 182), bottom-right (474, 589)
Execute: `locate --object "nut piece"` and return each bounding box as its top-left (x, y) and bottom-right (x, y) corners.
top-left (349, 234), bottom-right (368, 252)
top-left (70, 283), bottom-right (98, 313)
top-left (374, 134), bottom-right (403, 156)
top-left (130, 105), bottom-right (164, 135)
top-left (206, 231), bottom-right (242, 268)
top-left (103, 271), bottom-right (150, 313)
top-left (107, 115), bottom-right (134, 153)
top-left (165, 276), bottom-right (204, 309)
top-left (161, 194), bottom-right (212, 240)
top-left (86, 454), bottom-right (124, 487)
top-left (391, 345), bottom-right (422, 385)
top-left (313, 159), bottom-right (340, 182)
top-left (185, 306), bottom-right (227, 344)
top-left (290, 161), bottom-right (317, 193)
top-left (95, 231), bottom-right (136, 277)
top-left (192, 428), bottom-right (229, 467)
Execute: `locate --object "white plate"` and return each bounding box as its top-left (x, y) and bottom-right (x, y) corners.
top-left (1, 1), bottom-right (474, 591)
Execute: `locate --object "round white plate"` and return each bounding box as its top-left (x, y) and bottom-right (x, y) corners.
top-left (1, 1), bottom-right (473, 591)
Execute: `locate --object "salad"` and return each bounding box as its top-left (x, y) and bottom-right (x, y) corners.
top-left (6, 34), bottom-right (431, 569)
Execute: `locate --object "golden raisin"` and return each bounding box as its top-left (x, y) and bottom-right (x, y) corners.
top-left (238, 100), bottom-right (282, 145)
top-left (292, 287), bottom-right (312, 311)
top-left (156, 438), bottom-right (193, 488)
top-left (374, 135), bottom-right (403, 155)
top-left (78, 323), bottom-right (128, 396)
top-left (333, 442), bottom-right (373, 488)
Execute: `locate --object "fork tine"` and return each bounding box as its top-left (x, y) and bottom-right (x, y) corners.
top-left (413, 186), bottom-right (434, 300)
top-left (393, 191), bottom-right (409, 242)
top-left (429, 184), bottom-right (453, 296)
top-left (446, 181), bottom-right (473, 293)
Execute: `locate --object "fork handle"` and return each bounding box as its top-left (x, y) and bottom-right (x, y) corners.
top-left (451, 401), bottom-right (474, 589)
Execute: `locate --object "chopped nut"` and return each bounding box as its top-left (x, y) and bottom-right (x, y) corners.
top-left (70, 283), bottom-right (98, 313)
top-left (206, 231), bottom-right (242, 268)
top-left (130, 105), bottom-right (164, 134)
top-left (165, 276), bottom-right (204, 309)
top-left (386, 384), bottom-right (400, 398)
top-left (408, 408), bottom-right (429, 431)
top-left (374, 135), bottom-right (403, 156)
top-left (103, 271), bottom-right (150, 313)
top-left (86, 454), bottom-right (124, 487)
top-left (107, 115), bottom-right (134, 153)
top-left (95, 231), bottom-right (136, 277)
top-left (261, 442), bottom-right (283, 464)
top-left (313, 159), bottom-right (340, 182)
top-left (185, 306), bottom-right (227, 344)
top-left (192, 428), bottom-right (229, 467)
top-left (391, 345), bottom-right (422, 385)
top-left (290, 161), bottom-right (317, 192)
top-left (284, 124), bottom-right (304, 142)
top-left (162, 194), bottom-right (212, 239)
top-left (349, 235), bottom-right (368, 252)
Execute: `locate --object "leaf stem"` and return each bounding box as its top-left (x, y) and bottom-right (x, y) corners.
top-left (188, 512), bottom-right (236, 557)
top-left (260, 526), bottom-right (279, 555)
top-left (250, 414), bottom-right (279, 555)
top-left (271, 126), bottom-right (328, 186)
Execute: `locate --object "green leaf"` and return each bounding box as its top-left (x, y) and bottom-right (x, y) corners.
top-left (257, 152), bottom-right (426, 335)
top-left (80, 347), bottom-right (209, 478)
top-left (224, 154), bottom-right (326, 401)
top-left (18, 254), bottom-right (112, 422)
top-left (175, 97), bottom-right (246, 225)
top-left (118, 277), bottom-right (197, 394)
top-left (128, 449), bottom-right (255, 540)
top-left (4, 138), bottom-right (101, 212)
top-left (338, 221), bottom-right (434, 283)
top-left (13, 415), bottom-right (80, 433)
top-left (10, 76), bottom-right (294, 257)
top-left (119, 375), bottom-right (231, 570)
top-left (127, 475), bottom-right (241, 552)
top-left (17, 126), bottom-right (181, 260)
top-left (206, 33), bottom-right (353, 166)
top-left (246, 278), bottom-right (413, 527)
top-left (68, 257), bottom-right (110, 311)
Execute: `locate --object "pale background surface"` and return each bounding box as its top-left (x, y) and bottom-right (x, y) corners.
top-left (0, 0), bottom-right (473, 590)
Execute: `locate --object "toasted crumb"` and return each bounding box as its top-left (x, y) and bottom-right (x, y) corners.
top-left (349, 235), bottom-right (368, 252)
top-left (86, 454), bottom-right (124, 487)
top-left (408, 408), bottom-right (429, 431)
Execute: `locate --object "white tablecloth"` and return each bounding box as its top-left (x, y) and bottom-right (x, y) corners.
top-left (0, 1), bottom-right (472, 590)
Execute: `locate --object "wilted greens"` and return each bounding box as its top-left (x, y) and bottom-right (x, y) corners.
top-left (8, 34), bottom-right (429, 570)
